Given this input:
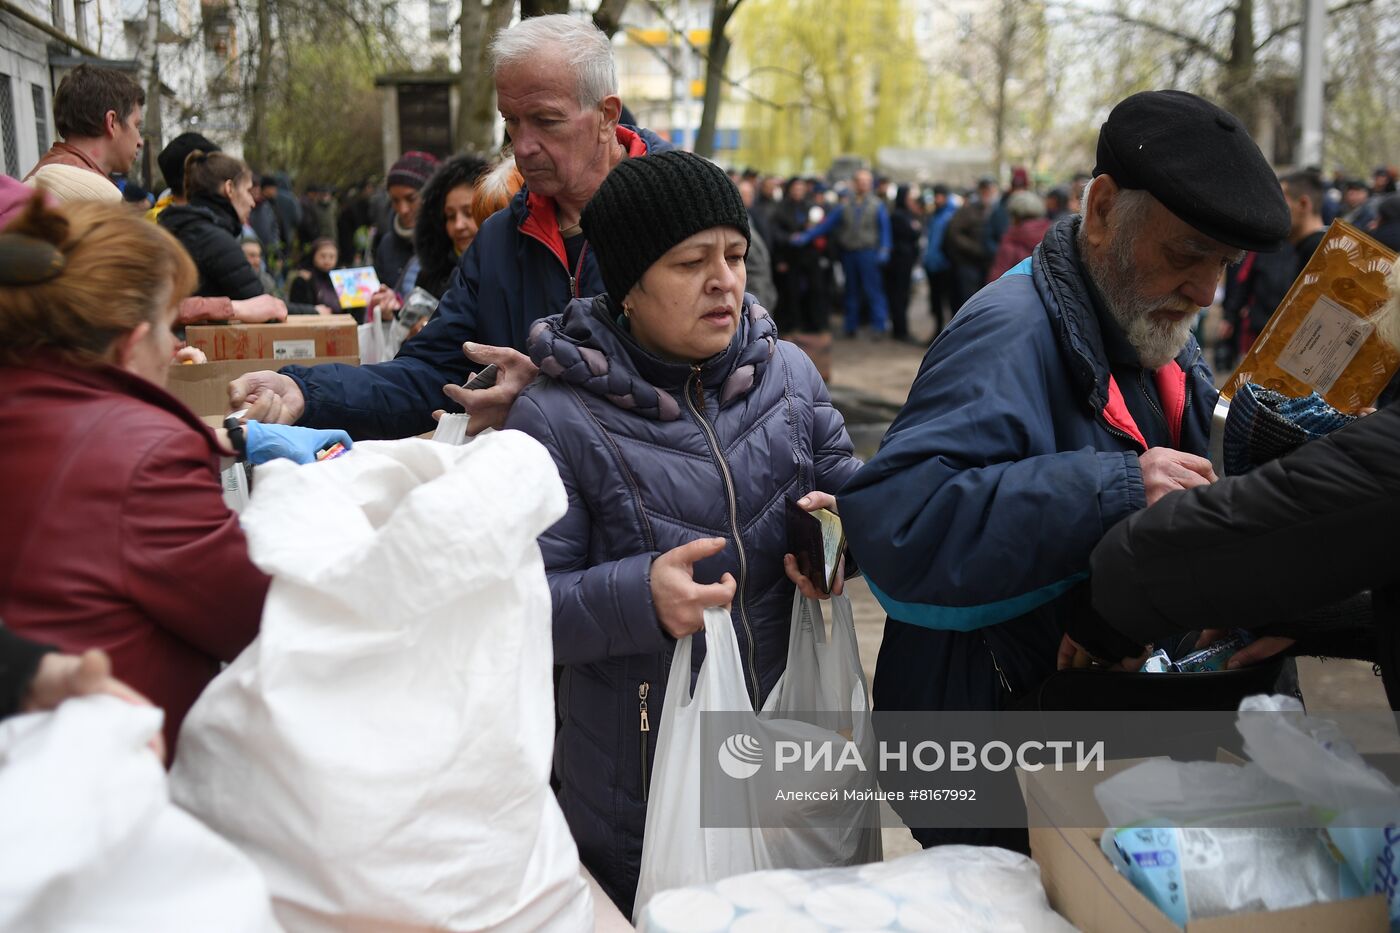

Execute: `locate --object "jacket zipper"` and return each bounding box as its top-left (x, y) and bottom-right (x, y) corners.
top-left (638, 681), bottom-right (651, 802)
top-left (1137, 369), bottom-right (1171, 440)
top-left (983, 636), bottom-right (1014, 696)
top-left (569, 241), bottom-right (589, 298)
top-left (685, 364), bottom-right (761, 707)
top-left (1098, 416), bottom-right (1141, 452)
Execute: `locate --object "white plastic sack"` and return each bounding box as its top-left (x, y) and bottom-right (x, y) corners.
top-left (637, 844), bottom-right (1074, 932)
top-left (0, 695), bottom-right (280, 932)
top-left (358, 315), bottom-right (388, 364)
top-left (170, 433), bottom-right (592, 932)
top-left (633, 599), bottom-right (880, 921)
top-left (1237, 695), bottom-right (1400, 927)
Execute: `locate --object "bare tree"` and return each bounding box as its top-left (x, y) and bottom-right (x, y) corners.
top-left (520, 0), bottom-right (568, 15)
top-left (245, 0), bottom-right (276, 169)
top-left (694, 0), bottom-right (743, 158)
top-left (1067, 0), bottom-right (1377, 130)
top-left (457, 0), bottom-right (516, 152)
top-left (592, 0), bottom-right (630, 36)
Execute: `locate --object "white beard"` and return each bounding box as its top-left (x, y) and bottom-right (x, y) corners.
top-left (1089, 235), bottom-right (1200, 369)
top-left (1120, 310), bottom-right (1199, 369)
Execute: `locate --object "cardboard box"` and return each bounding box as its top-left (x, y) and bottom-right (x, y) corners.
top-left (1021, 759), bottom-right (1389, 932)
top-left (166, 356), bottom-right (359, 417)
top-left (186, 315), bottom-right (359, 361)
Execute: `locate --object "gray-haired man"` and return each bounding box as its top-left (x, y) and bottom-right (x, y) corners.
top-left (230, 15), bottom-right (672, 438)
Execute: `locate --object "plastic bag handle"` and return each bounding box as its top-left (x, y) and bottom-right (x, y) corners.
top-left (691, 606), bottom-right (755, 713)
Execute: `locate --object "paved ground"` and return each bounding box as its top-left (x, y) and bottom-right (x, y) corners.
top-left (818, 276), bottom-right (1390, 856)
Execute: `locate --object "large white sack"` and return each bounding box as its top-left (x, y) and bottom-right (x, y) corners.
top-left (170, 433), bottom-right (592, 932)
top-left (0, 695), bottom-right (281, 932)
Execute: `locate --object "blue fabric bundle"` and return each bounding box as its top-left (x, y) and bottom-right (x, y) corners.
top-left (1223, 383), bottom-right (1356, 476)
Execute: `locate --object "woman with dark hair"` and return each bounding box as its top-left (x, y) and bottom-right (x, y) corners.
top-left (159, 151), bottom-right (322, 315)
top-left (413, 154), bottom-right (490, 299)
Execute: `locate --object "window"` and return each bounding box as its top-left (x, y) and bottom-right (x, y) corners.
top-left (31, 83), bottom-right (47, 151)
top-left (0, 74), bottom-right (17, 177)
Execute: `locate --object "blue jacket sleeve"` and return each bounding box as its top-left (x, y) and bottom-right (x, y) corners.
top-left (280, 237), bottom-right (487, 439)
top-left (795, 206), bottom-right (842, 247)
top-left (789, 345), bottom-right (862, 495)
top-left (878, 204), bottom-right (892, 253)
top-left (505, 393), bottom-right (669, 666)
top-left (837, 284), bottom-right (1145, 631)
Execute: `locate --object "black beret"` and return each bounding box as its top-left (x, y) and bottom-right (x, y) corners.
top-left (1094, 90), bottom-right (1290, 252)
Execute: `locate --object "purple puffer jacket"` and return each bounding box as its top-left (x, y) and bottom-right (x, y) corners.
top-left (504, 294), bottom-right (861, 914)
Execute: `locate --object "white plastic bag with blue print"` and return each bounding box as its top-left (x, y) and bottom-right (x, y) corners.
top-left (1237, 695), bottom-right (1400, 929)
top-left (633, 601), bottom-right (881, 923)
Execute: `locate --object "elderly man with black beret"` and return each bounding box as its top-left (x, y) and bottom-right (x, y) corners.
top-left (839, 90), bottom-right (1290, 846)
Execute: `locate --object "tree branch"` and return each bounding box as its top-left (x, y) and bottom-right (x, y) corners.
top-left (1058, 0), bottom-right (1226, 65)
top-left (636, 0), bottom-right (787, 110)
top-left (1254, 0), bottom-right (1374, 53)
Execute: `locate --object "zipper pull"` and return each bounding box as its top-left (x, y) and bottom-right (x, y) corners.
top-left (639, 682), bottom-right (650, 732)
top-left (691, 364), bottom-right (704, 410)
top-left (569, 274), bottom-right (576, 297)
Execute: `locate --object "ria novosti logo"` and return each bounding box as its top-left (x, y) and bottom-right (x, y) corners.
top-left (717, 733), bottom-right (764, 779)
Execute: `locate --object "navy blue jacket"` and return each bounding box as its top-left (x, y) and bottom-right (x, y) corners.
top-left (280, 127), bottom-right (670, 439)
top-left (840, 216), bottom-right (1216, 712)
top-left (505, 295), bottom-right (861, 915)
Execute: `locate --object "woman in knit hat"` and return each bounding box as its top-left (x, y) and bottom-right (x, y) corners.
top-left (372, 150), bottom-right (440, 296)
top-left (503, 149), bottom-right (863, 916)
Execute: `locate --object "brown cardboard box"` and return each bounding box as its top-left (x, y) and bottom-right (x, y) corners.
top-left (186, 315), bottom-right (359, 361)
top-left (1021, 759), bottom-right (1389, 932)
top-left (167, 356), bottom-right (359, 417)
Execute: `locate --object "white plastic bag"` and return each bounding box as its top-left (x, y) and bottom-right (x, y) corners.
top-left (170, 433), bottom-right (592, 932)
top-left (633, 601), bottom-right (880, 921)
top-left (637, 844), bottom-right (1074, 932)
top-left (357, 313), bottom-right (388, 364)
top-left (0, 695), bottom-right (281, 932)
top-left (1237, 695), bottom-right (1400, 927)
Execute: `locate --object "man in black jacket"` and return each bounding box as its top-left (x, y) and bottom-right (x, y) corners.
top-left (1083, 399), bottom-right (1400, 704)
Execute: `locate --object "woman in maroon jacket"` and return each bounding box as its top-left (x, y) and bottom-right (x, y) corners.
top-left (0, 196), bottom-right (345, 755)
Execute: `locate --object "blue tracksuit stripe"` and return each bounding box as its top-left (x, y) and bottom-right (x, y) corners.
top-left (866, 572), bottom-right (1089, 633)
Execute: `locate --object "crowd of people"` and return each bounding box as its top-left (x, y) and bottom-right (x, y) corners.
top-left (3, 13), bottom-right (1400, 924)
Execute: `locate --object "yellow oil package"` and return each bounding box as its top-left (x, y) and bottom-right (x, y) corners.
top-left (1221, 220), bottom-right (1400, 413)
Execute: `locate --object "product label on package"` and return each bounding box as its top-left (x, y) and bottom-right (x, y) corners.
top-left (1275, 295), bottom-right (1374, 394)
top-left (273, 339), bottom-right (317, 360)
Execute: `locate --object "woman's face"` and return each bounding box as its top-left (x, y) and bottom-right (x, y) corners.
top-left (444, 183), bottom-right (479, 255)
top-left (121, 296), bottom-right (179, 387)
top-left (225, 172), bottom-right (256, 224)
top-left (625, 226), bottom-right (747, 363)
top-left (313, 244), bottom-right (338, 272)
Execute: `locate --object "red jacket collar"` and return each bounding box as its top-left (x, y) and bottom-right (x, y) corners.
top-left (519, 126), bottom-right (653, 268)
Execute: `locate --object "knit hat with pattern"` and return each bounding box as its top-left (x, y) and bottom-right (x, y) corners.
top-left (581, 149), bottom-right (749, 307)
top-left (387, 151), bottom-right (440, 191)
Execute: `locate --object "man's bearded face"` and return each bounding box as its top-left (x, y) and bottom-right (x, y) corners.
top-left (1091, 228), bottom-right (1200, 369)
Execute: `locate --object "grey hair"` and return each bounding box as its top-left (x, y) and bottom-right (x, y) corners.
top-left (489, 14), bottom-right (618, 109)
top-left (1077, 175), bottom-right (1153, 250)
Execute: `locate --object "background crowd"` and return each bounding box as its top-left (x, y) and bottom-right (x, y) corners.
top-left (4, 24), bottom-right (1400, 925)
